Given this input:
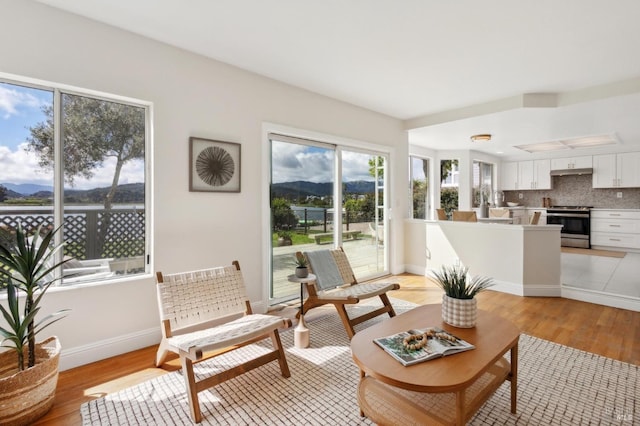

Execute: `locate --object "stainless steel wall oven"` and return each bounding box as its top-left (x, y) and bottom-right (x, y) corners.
top-left (546, 206), bottom-right (591, 248)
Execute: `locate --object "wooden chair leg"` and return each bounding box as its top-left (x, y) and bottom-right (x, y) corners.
top-left (270, 330), bottom-right (291, 377)
top-left (155, 339), bottom-right (170, 367)
top-left (335, 304), bottom-right (356, 339)
top-left (379, 293), bottom-right (397, 318)
top-left (180, 354), bottom-right (202, 423)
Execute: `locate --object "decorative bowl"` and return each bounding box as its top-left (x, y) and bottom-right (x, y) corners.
top-left (506, 202), bottom-right (519, 207)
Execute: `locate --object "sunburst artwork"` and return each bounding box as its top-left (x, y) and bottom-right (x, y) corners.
top-left (189, 137), bottom-right (241, 192)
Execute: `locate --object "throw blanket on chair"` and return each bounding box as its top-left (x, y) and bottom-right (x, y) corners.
top-left (305, 250), bottom-right (343, 290)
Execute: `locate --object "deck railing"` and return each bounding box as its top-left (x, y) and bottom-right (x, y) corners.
top-left (0, 206), bottom-right (145, 261)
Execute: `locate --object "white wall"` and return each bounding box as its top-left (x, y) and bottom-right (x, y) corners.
top-left (0, 0), bottom-right (407, 369)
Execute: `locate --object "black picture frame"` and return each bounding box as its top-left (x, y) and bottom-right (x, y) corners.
top-left (189, 137), bottom-right (241, 192)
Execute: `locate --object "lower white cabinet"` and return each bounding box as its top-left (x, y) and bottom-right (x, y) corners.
top-left (591, 210), bottom-right (640, 249)
top-left (509, 208), bottom-right (527, 225)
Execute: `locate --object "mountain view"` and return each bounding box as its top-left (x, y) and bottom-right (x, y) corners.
top-left (271, 180), bottom-right (375, 198)
top-left (0, 182), bottom-right (144, 204)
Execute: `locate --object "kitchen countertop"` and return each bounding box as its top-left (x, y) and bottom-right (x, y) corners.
top-left (590, 208), bottom-right (640, 211)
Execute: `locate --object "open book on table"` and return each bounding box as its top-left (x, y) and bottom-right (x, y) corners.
top-left (373, 327), bottom-right (474, 366)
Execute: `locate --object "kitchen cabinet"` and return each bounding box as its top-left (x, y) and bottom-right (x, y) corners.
top-left (501, 160), bottom-right (551, 190)
top-left (508, 208), bottom-right (527, 225)
top-left (592, 152), bottom-right (640, 188)
top-left (500, 162), bottom-right (518, 190)
top-left (591, 210), bottom-right (640, 249)
top-left (518, 159), bottom-right (551, 190)
top-left (550, 156), bottom-right (592, 170)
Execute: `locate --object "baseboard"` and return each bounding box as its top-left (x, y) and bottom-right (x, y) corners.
top-left (562, 286), bottom-right (640, 312)
top-left (490, 280), bottom-right (524, 296)
top-left (59, 327), bottom-right (161, 371)
top-left (522, 284), bottom-right (563, 297)
top-left (403, 264), bottom-right (429, 276)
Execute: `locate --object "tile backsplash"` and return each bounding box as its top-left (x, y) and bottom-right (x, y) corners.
top-left (503, 174), bottom-right (640, 208)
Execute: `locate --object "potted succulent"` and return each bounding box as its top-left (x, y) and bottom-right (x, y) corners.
top-left (0, 224), bottom-right (70, 425)
top-left (294, 252), bottom-right (309, 278)
top-left (431, 264), bottom-right (494, 328)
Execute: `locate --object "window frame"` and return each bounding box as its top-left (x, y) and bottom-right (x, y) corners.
top-left (0, 73), bottom-right (153, 287)
top-left (409, 155), bottom-right (431, 219)
top-left (472, 160), bottom-right (494, 207)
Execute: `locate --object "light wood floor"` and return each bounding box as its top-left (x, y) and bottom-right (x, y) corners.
top-left (34, 273), bottom-right (640, 425)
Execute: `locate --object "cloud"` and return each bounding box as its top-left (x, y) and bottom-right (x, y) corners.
top-left (0, 142), bottom-right (144, 189)
top-left (0, 143), bottom-right (51, 185)
top-left (271, 141), bottom-right (379, 183)
top-left (0, 85), bottom-right (48, 120)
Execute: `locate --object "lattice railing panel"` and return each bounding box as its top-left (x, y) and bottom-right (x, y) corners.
top-left (1, 208), bottom-right (146, 288)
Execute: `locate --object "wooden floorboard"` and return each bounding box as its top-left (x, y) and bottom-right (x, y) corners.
top-left (33, 273), bottom-right (640, 425)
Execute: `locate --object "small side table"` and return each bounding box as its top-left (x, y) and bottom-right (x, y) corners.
top-left (287, 273), bottom-right (316, 349)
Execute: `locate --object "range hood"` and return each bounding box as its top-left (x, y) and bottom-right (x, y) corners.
top-left (550, 168), bottom-right (593, 176)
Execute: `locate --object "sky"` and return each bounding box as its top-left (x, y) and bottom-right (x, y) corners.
top-left (0, 82), bottom-right (144, 191)
top-left (1, 81), bottom-right (383, 190)
top-left (271, 140), bottom-right (381, 184)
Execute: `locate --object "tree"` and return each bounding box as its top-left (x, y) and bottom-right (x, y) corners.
top-left (27, 94), bottom-right (145, 255)
top-left (0, 184), bottom-right (6, 202)
top-left (271, 197), bottom-right (297, 231)
top-left (368, 156), bottom-right (384, 180)
top-left (440, 159), bottom-right (458, 183)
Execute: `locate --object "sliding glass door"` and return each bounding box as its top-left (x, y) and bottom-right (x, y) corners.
top-left (269, 134), bottom-right (389, 305)
top-left (340, 149), bottom-right (387, 279)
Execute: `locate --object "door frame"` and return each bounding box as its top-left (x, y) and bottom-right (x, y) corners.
top-left (262, 123), bottom-right (394, 308)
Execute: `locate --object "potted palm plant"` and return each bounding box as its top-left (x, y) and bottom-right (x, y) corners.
top-left (0, 224), bottom-right (70, 425)
top-left (431, 264), bottom-right (493, 328)
top-left (294, 252), bottom-right (309, 278)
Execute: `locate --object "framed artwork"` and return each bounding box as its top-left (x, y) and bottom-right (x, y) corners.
top-left (189, 137), bottom-right (241, 192)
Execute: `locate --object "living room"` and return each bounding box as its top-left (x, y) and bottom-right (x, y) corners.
top-left (1, 1), bottom-right (638, 425)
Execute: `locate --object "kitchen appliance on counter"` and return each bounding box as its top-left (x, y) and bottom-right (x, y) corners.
top-left (493, 191), bottom-right (505, 207)
top-left (546, 206), bottom-right (592, 248)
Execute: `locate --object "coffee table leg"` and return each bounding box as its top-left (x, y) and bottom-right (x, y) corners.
top-left (359, 369), bottom-right (365, 417)
top-left (456, 389), bottom-right (464, 425)
top-left (511, 342), bottom-right (518, 414)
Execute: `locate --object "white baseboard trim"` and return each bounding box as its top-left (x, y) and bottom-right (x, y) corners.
top-left (490, 280), bottom-right (524, 296)
top-left (562, 286), bottom-right (640, 312)
top-left (522, 284), bottom-right (562, 297)
top-left (251, 301), bottom-right (267, 314)
top-left (404, 264), bottom-right (429, 276)
top-left (59, 327), bottom-right (161, 372)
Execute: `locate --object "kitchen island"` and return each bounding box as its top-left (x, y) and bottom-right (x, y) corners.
top-left (424, 221), bottom-right (563, 297)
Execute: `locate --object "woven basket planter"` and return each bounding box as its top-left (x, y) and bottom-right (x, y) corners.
top-left (442, 295), bottom-right (477, 328)
top-left (0, 336), bottom-right (61, 426)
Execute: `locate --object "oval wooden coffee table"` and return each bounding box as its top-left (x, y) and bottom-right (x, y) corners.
top-left (351, 304), bottom-right (519, 426)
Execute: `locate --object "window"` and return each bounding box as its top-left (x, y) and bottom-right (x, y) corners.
top-left (268, 133), bottom-right (389, 305)
top-left (0, 78), bottom-right (150, 288)
top-left (409, 156), bottom-right (430, 219)
top-left (472, 161), bottom-right (493, 207)
top-left (440, 159), bottom-right (459, 214)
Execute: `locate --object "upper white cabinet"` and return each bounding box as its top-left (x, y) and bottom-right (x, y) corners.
top-left (501, 160), bottom-right (551, 190)
top-left (501, 161), bottom-right (518, 190)
top-left (518, 159), bottom-right (551, 190)
top-left (550, 156), bottom-right (592, 170)
top-left (593, 152), bottom-right (640, 188)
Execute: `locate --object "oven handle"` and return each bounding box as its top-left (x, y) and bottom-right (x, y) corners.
top-left (547, 213), bottom-right (590, 218)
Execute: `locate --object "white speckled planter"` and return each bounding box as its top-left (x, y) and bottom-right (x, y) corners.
top-left (442, 295), bottom-right (477, 328)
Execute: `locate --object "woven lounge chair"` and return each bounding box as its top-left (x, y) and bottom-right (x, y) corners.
top-left (452, 210), bottom-right (478, 222)
top-left (529, 211), bottom-right (542, 225)
top-left (155, 261), bottom-right (291, 423)
top-left (297, 248), bottom-right (400, 339)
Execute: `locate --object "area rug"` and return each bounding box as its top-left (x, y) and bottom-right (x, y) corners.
top-left (81, 300), bottom-right (638, 425)
top-left (561, 246), bottom-right (626, 258)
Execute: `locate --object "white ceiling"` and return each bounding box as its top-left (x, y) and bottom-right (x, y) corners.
top-left (35, 0), bottom-right (640, 158)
